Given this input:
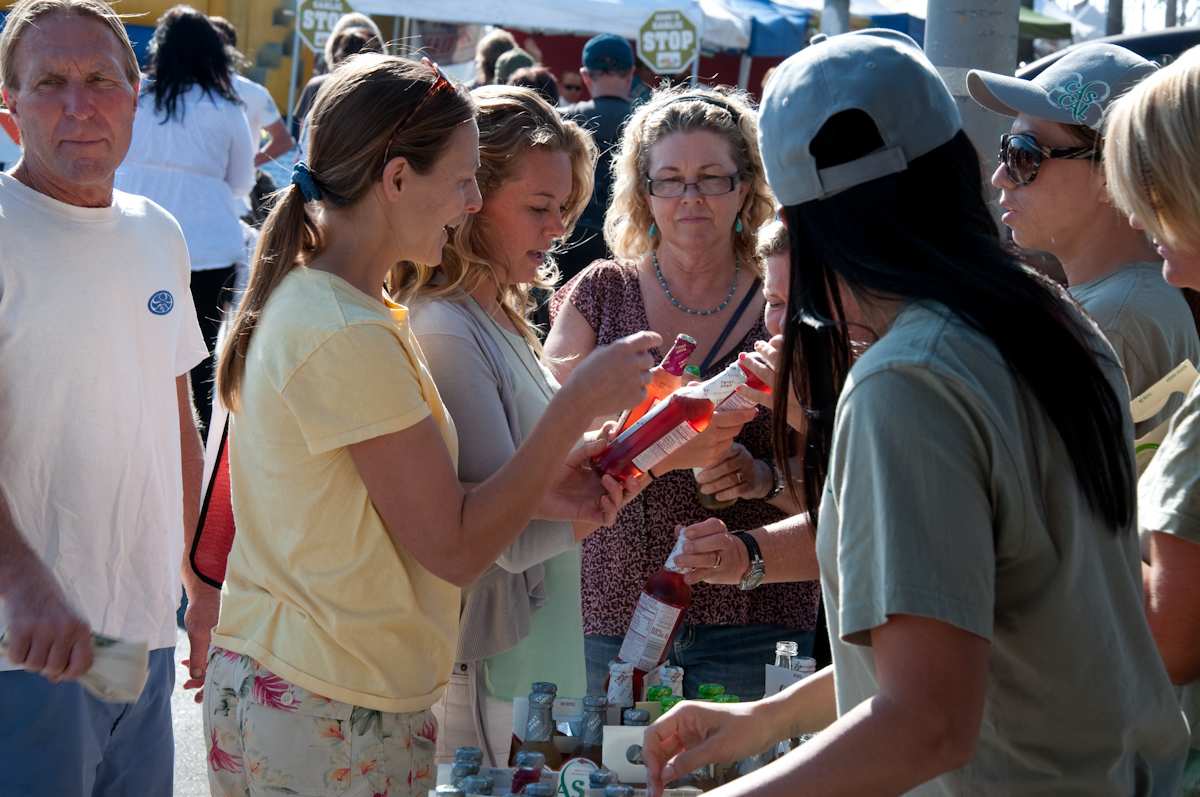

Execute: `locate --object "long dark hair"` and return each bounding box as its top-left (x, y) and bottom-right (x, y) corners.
top-left (773, 111), bottom-right (1134, 531)
top-left (144, 5), bottom-right (239, 122)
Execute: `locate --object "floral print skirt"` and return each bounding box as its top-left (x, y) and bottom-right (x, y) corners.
top-left (203, 647), bottom-right (437, 797)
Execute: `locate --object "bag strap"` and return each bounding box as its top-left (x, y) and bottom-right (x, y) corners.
top-left (698, 277), bottom-right (762, 375)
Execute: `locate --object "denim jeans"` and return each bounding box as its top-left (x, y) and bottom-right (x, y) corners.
top-left (0, 647), bottom-right (175, 797)
top-left (585, 624), bottom-right (814, 702)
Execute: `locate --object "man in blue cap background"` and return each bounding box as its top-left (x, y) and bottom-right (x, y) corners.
top-left (556, 33), bottom-right (638, 285)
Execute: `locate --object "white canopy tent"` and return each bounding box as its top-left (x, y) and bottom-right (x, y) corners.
top-left (350, 0), bottom-right (752, 53)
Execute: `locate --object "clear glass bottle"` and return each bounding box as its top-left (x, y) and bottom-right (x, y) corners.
top-left (520, 690), bottom-right (563, 770)
top-left (509, 682), bottom-right (559, 765)
top-left (580, 695), bottom-right (606, 766)
top-left (774, 640), bottom-right (798, 670)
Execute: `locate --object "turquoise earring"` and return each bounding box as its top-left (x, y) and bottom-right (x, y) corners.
top-left (734, 217), bottom-right (744, 233)
top-left (649, 222), bottom-right (658, 238)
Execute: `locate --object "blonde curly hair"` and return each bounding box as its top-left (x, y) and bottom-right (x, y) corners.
top-left (395, 85), bottom-right (597, 352)
top-left (604, 85), bottom-right (775, 276)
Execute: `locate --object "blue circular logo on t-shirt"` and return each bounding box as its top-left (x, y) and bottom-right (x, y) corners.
top-left (148, 290), bottom-right (174, 316)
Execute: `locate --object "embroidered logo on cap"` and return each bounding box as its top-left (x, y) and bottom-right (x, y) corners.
top-left (148, 290), bottom-right (174, 315)
top-left (1048, 73), bottom-right (1111, 124)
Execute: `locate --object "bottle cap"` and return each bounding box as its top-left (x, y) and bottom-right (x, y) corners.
top-left (525, 785), bottom-right (556, 797)
top-left (584, 694), bottom-right (608, 709)
top-left (515, 750), bottom-right (546, 769)
top-left (451, 761), bottom-right (480, 779)
top-left (661, 695), bottom-right (685, 710)
top-left (459, 774), bottom-right (494, 794)
top-left (590, 769), bottom-right (618, 787)
top-left (714, 694), bottom-right (741, 703)
top-left (531, 681), bottom-right (558, 694)
top-left (645, 685), bottom-right (673, 701)
top-left (775, 640), bottom-right (799, 657)
top-left (453, 746), bottom-right (483, 763)
top-left (605, 785), bottom-right (635, 797)
top-left (684, 364), bottom-right (702, 378)
top-left (622, 708), bottom-right (651, 726)
top-left (697, 683), bottom-right (726, 699)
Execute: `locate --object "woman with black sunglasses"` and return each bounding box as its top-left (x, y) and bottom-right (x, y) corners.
top-left (640, 30), bottom-right (1189, 796)
top-left (968, 42), bottom-right (1200, 434)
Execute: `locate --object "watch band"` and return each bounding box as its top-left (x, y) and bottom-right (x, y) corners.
top-left (734, 530), bottom-right (763, 563)
top-left (734, 531), bottom-right (765, 591)
top-left (763, 460), bottom-right (786, 501)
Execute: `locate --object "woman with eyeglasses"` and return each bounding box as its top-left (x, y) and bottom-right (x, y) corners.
top-left (968, 43), bottom-right (1200, 434)
top-left (545, 86), bottom-right (819, 701)
top-left (1107, 45), bottom-right (1200, 794)
top-left (639, 31), bottom-right (1189, 796)
top-left (197, 56), bottom-right (657, 797)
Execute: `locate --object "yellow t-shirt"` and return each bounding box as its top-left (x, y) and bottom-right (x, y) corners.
top-left (212, 268), bottom-right (460, 713)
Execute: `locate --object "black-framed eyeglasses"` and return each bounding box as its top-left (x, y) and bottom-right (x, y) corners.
top-left (999, 132), bottom-right (1099, 187)
top-left (646, 174), bottom-right (739, 198)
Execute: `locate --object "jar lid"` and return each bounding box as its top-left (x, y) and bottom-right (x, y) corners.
top-left (515, 750), bottom-right (546, 769)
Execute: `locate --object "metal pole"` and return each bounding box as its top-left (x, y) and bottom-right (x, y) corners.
top-left (737, 53), bottom-right (753, 90)
top-left (285, 0), bottom-right (303, 131)
top-left (925, 0), bottom-right (1021, 180)
top-left (821, 0), bottom-right (851, 35)
top-left (692, 3), bottom-right (704, 87)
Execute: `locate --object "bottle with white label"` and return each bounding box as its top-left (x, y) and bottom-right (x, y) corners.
top-left (592, 356), bottom-right (771, 482)
top-left (612, 534), bottom-right (692, 700)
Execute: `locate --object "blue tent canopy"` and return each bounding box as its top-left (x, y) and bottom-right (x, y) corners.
top-left (717, 0), bottom-right (814, 57)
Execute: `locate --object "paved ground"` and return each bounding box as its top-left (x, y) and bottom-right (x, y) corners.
top-left (172, 628), bottom-right (209, 797)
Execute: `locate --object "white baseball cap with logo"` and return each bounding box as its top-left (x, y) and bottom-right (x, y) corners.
top-left (758, 29), bottom-right (962, 207)
top-left (967, 42), bottom-right (1158, 131)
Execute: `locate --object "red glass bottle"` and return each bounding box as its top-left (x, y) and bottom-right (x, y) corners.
top-left (615, 333), bottom-right (697, 435)
top-left (593, 357), bottom-right (770, 482)
top-left (614, 535), bottom-right (692, 700)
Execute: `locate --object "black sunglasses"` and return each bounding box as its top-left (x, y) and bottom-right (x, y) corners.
top-left (999, 132), bottom-right (1099, 186)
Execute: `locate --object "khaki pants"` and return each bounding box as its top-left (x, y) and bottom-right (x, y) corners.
top-left (430, 661), bottom-right (514, 767)
top-left (203, 647), bottom-right (437, 797)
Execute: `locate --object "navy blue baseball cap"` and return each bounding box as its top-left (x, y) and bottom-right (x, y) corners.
top-left (583, 34), bottom-right (634, 72)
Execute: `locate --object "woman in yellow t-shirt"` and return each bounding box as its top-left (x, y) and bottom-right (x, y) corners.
top-left (196, 55), bottom-right (659, 797)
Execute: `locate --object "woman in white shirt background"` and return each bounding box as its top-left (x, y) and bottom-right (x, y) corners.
top-left (116, 4), bottom-right (254, 435)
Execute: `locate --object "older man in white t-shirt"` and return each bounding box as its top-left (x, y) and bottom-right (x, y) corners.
top-left (0, 2), bottom-right (215, 795)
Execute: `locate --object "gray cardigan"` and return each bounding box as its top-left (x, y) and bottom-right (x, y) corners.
top-left (408, 294), bottom-right (576, 664)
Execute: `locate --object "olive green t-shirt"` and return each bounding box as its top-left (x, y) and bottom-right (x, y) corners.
top-left (817, 301), bottom-right (1188, 795)
top-left (1070, 263), bottom-right (1200, 437)
top-left (1139, 378), bottom-right (1200, 752)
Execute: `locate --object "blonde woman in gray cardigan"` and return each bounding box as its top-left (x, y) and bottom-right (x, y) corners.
top-left (402, 86), bottom-right (616, 765)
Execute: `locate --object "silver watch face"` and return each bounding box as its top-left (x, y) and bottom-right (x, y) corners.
top-left (740, 560), bottom-right (765, 590)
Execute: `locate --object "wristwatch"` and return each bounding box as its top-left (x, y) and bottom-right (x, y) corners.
top-left (734, 531), bottom-right (765, 591)
top-left (763, 460), bottom-right (786, 501)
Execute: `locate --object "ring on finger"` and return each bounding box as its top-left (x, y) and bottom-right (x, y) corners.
top-left (711, 550), bottom-right (722, 569)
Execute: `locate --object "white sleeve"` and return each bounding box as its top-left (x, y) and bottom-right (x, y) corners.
top-left (225, 105), bottom-right (256, 199)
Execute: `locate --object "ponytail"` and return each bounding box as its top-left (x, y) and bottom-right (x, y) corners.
top-left (217, 185), bottom-right (322, 410)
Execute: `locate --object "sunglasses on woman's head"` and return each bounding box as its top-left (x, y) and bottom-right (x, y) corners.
top-left (999, 132), bottom-right (1099, 187)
